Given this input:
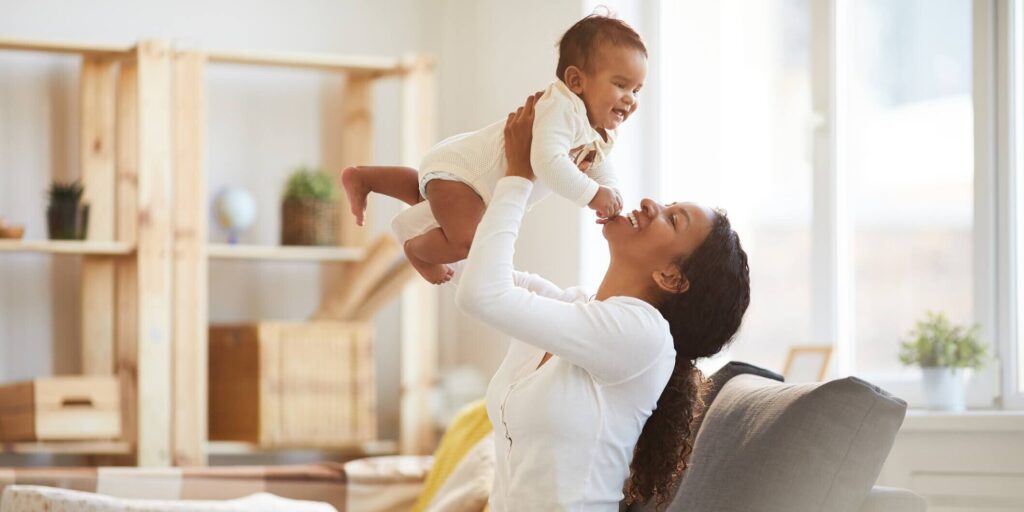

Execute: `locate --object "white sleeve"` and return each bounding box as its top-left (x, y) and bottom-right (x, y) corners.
top-left (449, 261), bottom-right (572, 301)
top-left (455, 177), bottom-right (668, 384)
top-left (530, 96), bottom-right (601, 208)
top-left (586, 158), bottom-right (620, 192)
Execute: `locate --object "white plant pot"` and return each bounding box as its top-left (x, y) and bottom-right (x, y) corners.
top-left (921, 367), bottom-right (969, 412)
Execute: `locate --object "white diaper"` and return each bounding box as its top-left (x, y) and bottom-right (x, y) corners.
top-left (418, 170), bottom-right (475, 200)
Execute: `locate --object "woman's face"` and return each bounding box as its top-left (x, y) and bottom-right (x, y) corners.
top-left (603, 199), bottom-right (715, 272)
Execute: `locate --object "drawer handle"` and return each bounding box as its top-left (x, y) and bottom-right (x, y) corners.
top-left (61, 398), bottom-right (95, 408)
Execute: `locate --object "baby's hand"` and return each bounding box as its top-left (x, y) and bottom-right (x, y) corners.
top-left (588, 186), bottom-right (622, 219)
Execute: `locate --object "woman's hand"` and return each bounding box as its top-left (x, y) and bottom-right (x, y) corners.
top-left (504, 92), bottom-right (543, 181)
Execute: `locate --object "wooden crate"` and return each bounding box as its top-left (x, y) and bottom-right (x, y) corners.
top-left (0, 376), bottom-right (121, 442)
top-left (208, 321), bottom-right (376, 447)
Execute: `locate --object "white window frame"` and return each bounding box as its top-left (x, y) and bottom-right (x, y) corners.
top-left (1004, 0), bottom-right (1024, 409)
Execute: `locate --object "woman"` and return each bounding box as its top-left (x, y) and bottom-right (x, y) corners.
top-left (455, 93), bottom-right (751, 511)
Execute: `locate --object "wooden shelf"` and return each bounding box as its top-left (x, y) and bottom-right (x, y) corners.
top-left (0, 38), bottom-right (133, 58)
top-left (0, 240), bottom-right (134, 256)
top-left (206, 49), bottom-right (407, 76)
top-left (1, 440), bottom-right (132, 455)
top-left (206, 439), bottom-right (397, 456)
top-left (207, 244), bottom-right (366, 262)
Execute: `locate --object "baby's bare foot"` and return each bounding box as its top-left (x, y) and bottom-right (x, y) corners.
top-left (341, 166), bottom-right (370, 226)
top-left (404, 241), bottom-right (453, 285)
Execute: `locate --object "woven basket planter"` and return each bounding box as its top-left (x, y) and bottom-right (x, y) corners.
top-left (281, 197), bottom-right (338, 246)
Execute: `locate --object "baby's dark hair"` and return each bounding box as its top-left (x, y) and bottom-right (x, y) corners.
top-left (556, 13), bottom-right (647, 82)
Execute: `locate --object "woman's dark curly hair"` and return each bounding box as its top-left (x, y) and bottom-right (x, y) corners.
top-left (624, 210), bottom-right (751, 509)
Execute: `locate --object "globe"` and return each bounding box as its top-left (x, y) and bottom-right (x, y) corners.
top-left (214, 187), bottom-right (256, 244)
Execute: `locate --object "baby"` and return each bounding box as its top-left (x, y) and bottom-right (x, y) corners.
top-left (342, 14), bottom-right (647, 284)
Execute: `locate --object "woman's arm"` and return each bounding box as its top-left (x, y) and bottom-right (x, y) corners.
top-left (448, 260), bottom-right (571, 301)
top-left (455, 95), bottom-right (666, 384)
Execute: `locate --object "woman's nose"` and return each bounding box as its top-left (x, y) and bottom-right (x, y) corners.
top-left (639, 198), bottom-right (659, 218)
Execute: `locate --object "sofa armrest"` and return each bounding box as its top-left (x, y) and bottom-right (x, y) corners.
top-left (857, 486), bottom-right (927, 512)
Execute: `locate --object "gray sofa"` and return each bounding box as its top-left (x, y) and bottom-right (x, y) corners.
top-left (632, 362), bottom-right (927, 512)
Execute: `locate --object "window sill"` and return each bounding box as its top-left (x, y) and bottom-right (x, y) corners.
top-left (902, 409), bottom-right (1024, 432)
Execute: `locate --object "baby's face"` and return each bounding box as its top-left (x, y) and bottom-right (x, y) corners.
top-left (579, 45), bottom-right (647, 131)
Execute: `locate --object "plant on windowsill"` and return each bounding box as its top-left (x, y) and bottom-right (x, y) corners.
top-left (898, 311), bottom-right (988, 412)
top-left (281, 166), bottom-right (338, 246)
top-left (46, 180), bottom-right (90, 240)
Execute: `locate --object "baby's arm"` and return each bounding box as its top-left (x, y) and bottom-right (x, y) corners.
top-left (587, 157), bottom-right (620, 190)
top-left (530, 96), bottom-right (602, 208)
top-left (585, 159), bottom-right (622, 218)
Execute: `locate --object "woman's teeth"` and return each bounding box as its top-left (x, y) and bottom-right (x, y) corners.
top-left (627, 212), bottom-right (638, 229)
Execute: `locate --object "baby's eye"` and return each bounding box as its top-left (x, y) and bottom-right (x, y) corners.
top-left (614, 83), bottom-right (626, 89)
top-left (633, 88), bottom-right (641, 95)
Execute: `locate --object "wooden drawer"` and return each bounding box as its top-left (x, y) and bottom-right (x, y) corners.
top-left (0, 376), bottom-right (121, 442)
top-left (209, 321), bottom-right (376, 448)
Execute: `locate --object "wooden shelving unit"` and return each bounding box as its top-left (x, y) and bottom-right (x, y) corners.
top-left (1, 37), bottom-right (173, 468)
top-left (0, 37), bottom-right (438, 467)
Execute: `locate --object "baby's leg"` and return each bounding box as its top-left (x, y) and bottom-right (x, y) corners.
top-left (341, 166), bottom-right (422, 226)
top-left (404, 180), bottom-right (485, 284)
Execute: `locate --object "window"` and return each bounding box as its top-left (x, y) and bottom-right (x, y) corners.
top-left (844, 0), bottom-right (974, 376)
top-left (658, 0), bottom-right (1004, 405)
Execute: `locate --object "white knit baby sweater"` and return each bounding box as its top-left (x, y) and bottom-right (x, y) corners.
top-left (455, 177), bottom-right (676, 511)
top-left (418, 79), bottom-right (619, 206)
top-left (391, 80), bottom-right (621, 243)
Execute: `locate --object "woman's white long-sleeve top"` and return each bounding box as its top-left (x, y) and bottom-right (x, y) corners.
top-left (455, 177), bottom-right (676, 511)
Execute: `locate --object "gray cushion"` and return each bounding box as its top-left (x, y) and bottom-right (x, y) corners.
top-left (669, 374), bottom-right (907, 512)
top-left (705, 361), bottom-right (785, 405)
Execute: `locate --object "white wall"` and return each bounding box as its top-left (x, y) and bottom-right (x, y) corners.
top-left (878, 414), bottom-right (1024, 509)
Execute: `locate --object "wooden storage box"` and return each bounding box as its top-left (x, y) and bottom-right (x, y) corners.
top-left (0, 376), bottom-right (121, 442)
top-left (209, 321), bottom-right (376, 447)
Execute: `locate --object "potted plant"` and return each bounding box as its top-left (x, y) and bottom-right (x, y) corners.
top-left (898, 311), bottom-right (988, 412)
top-left (46, 180), bottom-right (90, 240)
top-left (281, 166), bottom-right (338, 246)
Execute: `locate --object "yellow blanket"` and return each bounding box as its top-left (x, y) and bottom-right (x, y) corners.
top-left (412, 399), bottom-right (493, 512)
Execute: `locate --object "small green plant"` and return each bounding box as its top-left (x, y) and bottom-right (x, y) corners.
top-left (898, 311), bottom-right (988, 369)
top-left (48, 180), bottom-right (85, 204)
top-left (284, 167), bottom-right (337, 202)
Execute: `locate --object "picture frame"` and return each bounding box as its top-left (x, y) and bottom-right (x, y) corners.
top-left (782, 345), bottom-right (833, 382)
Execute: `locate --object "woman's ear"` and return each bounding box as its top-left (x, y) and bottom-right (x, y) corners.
top-left (652, 265), bottom-right (690, 294)
top-left (563, 65), bottom-right (586, 94)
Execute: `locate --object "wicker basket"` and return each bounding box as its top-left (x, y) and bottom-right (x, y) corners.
top-left (208, 322), bottom-right (376, 447)
top-left (281, 197), bottom-right (338, 246)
